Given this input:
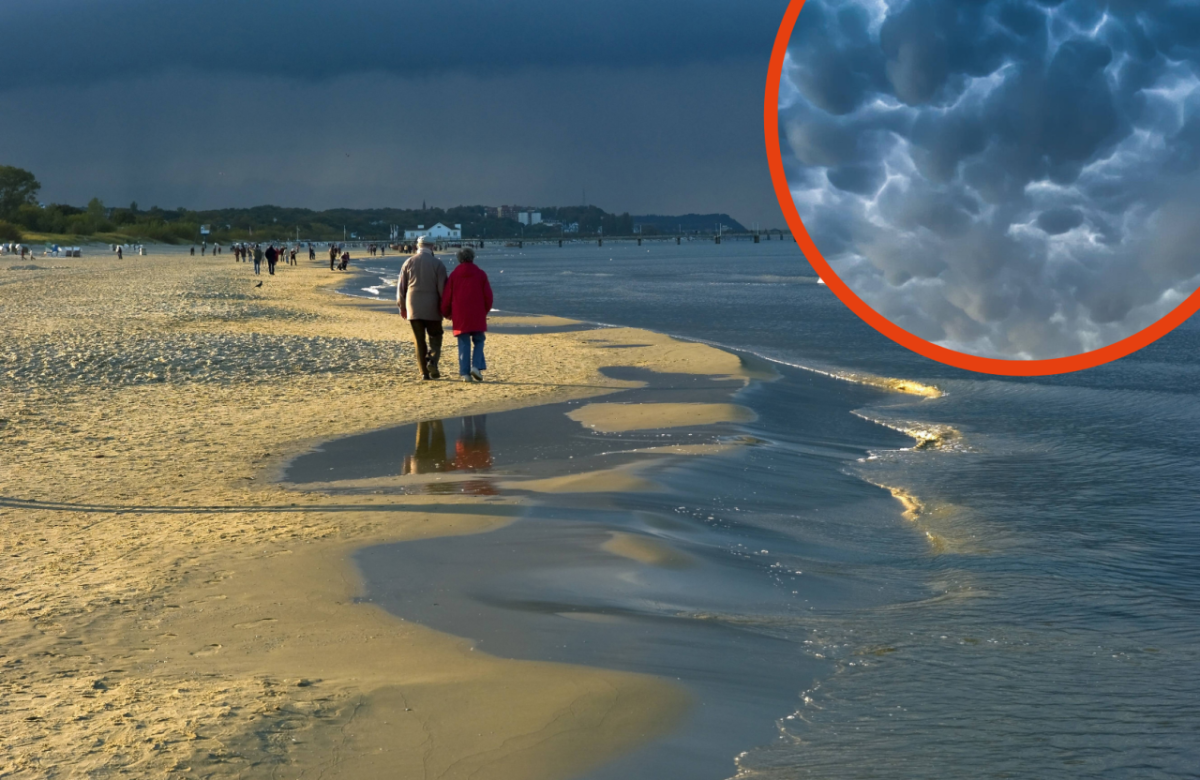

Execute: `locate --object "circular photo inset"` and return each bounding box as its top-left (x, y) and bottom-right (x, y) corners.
top-left (767, 0), bottom-right (1200, 374)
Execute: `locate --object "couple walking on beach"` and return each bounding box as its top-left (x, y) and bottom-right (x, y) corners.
top-left (397, 235), bottom-right (493, 382)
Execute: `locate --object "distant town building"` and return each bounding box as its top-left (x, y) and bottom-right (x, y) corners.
top-left (404, 222), bottom-right (462, 240)
top-left (563, 222), bottom-right (580, 234)
top-left (518, 211), bottom-right (542, 226)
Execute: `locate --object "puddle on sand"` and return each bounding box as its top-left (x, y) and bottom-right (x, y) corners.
top-left (284, 366), bottom-right (748, 493)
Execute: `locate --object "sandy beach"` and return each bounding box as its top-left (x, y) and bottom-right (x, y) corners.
top-left (0, 250), bottom-right (751, 778)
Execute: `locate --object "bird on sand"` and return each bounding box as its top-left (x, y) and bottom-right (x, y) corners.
top-left (254, 281), bottom-right (263, 288)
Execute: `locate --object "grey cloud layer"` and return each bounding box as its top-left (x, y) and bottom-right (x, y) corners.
top-left (781, 0), bottom-right (1200, 359)
top-left (2, 0), bottom-right (788, 229)
top-left (2, 0), bottom-right (784, 89)
top-left (5, 64), bottom-right (775, 222)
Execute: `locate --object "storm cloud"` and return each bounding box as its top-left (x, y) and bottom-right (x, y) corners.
top-left (2, 0), bottom-right (789, 226)
top-left (780, 0), bottom-right (1200, 360)
top-left (2, 0), bottom-right (785, 89)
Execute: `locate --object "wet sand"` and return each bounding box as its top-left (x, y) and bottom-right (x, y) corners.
top-left (295, 367), bottom-right (810, 778)
top-left (487, 314), bottom-right (602, 335)
top-left (0, 250), bottom-right (749, 778)
top-left (306, 360), bottom-right (918, 778)
top-left (566, 401), bottom-right (757, 433)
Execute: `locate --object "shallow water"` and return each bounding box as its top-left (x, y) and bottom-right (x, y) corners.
top-left (337, 241), bottom-right (1200, 778)
top-left (291, 364), bottom-right (920, 778)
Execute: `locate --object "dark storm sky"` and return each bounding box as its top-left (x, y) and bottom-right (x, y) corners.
top-left (2, 0), bottom-right (789, 226)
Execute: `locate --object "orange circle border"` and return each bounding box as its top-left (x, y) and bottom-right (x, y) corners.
top-left (764, 0), bottom-right (1200, 376)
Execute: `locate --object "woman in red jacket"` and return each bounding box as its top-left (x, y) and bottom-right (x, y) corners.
top-left (441, 247), bottom-right (494, 382)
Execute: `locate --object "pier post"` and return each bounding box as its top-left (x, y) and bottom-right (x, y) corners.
top-left (754, 234), bottom-right (760, 244)
top-left (715, 235), bottom-right (721, 244)
top-left (637, 238), bottom-right (642, 246)
top-left (598, 238), bottom-right (603, 247)
top-left (559, 239), bottom-right (563, 247)
top-left (676, 236), bottom-right (681, 245)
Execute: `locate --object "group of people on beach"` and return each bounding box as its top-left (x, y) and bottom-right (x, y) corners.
top-left (2, 243), bottom-right (90, 258)
top-left (327, 244), bottom-right (351, 271)
top-left (109, 244), bottom-right (146, 259)
top-left (219, 232), bottom-right (491, 382)
top-left (227, 241), bottom-right (355, 276)
top-left (190, 242), bottom-right (222, 256)
top-left (226, 242), bottom-right (301, 275)
top-left (397, 235), bottom-right (493, 383)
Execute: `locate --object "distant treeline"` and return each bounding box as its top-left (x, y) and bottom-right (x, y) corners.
top-left (0, 164), bottom-right (749, 244)
top-left (631, 213), bottom-right (748, 235)
top-left (181, 204), bottom-right (641, 243)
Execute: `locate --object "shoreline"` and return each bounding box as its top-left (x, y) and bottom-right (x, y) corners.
top-left (0, 251), bottom-right (758, 778)
top-left (337, 365), bottom-right (830, 779)
top-left (336, 256), bottom-right (943, 400)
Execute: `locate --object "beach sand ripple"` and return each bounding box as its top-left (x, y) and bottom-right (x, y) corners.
top-left (2, 331), bottom-right (406, 388)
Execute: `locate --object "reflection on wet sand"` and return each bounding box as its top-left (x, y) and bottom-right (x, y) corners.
top-left (402, 420), bottom-right (448, 475)
top-left (402, 416), bottom-right (497, 495)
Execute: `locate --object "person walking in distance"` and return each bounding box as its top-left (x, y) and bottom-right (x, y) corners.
top-left (252, 243), bottom-right (263, 275)
top-left (265, 244), bottom-right (278, 275)
top-left (441, 247), bottom-right (493, 382)
top-left (397, 236), bottom-right (447, 380)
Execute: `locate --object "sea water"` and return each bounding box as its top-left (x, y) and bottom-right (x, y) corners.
top-left (342, 241), bottom-right (1200, 778)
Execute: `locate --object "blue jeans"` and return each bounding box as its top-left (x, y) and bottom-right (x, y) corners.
top-left (457, 332), bottom-right (486, 376)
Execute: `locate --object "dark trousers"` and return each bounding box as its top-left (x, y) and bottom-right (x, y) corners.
top-left (409, 319), bottom-right (443, 377)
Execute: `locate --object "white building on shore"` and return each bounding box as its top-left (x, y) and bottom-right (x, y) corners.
top-left (404, 222), bottom-right (462, 240)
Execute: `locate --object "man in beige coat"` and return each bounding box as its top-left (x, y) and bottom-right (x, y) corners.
top-left (397, 236), bottom-right (448, 379)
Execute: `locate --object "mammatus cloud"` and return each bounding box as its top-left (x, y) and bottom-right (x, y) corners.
top-left (780, 0), bottom-right (1200, 360)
